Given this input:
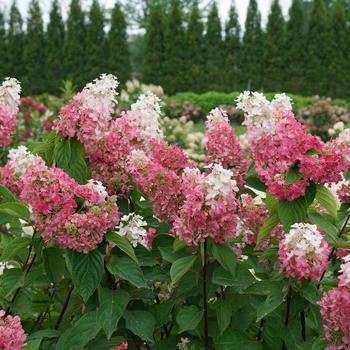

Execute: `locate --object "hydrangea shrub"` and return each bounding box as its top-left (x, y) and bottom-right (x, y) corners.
top-left (1, 76), bottom-right (350, 350)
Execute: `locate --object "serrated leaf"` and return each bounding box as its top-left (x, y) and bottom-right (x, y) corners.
top-left (170, 255), bottom-right (197, 283)
top-left (285, 163), bottom-right (303, 185)
top-left (107, 256), bottom-right (146, 288)
top-left (308, 212), bottom-right (338, 245)
top-left (56, 312), bottom-right (100, 350)
top-left (256, 286), bottom-right (287, 321)
top-left (97, 288), bottom-right (129, 339)
top-left (1, 268), bottom-right (25, 297)
top-left (316, 185), bottom-right (338, 219)
top-left (216, 299), bottom-right (232, 335)
top-left (106, 232), bottom-right (138, 263)
top-left (43, 247), bottom-right (65, 285)
top-left (256, 214), bottom-right (279, 245)
top-left (0, 185), bottom-right (17, 202)
top-left (211, 242), bottom-right (236, 277)
top-left (0, 202), bottom-right (30, 221)
top-left (124, 310), bottom-right (155, 341)
top-left (176, 305), bottom-right (203, 333)
top-left (278, 197), bottom-right (307, 231)
top-left (71, 250), bottom-right (104, 302)
top-left (0, 236), bottom-right (31, 261)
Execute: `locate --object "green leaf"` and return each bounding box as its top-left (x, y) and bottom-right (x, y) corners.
top-left (0, 202), bottom-right (30, 221)
top-left (150, 302), bottom-right (174, 328)
top-left (285, 163), bottom-right (303, 185)
top-left (105, 232), bottom-right (138, 263)
top-left (107, 256), bottom-right (146, 288)
top-left (300, 281), bottom-right (322, 305)
top-left (71, 250), bottom-right (104, 302)
top-left (54, 136), bottom-right (88, 184)
top-left (56, 312), bottom-right (100, 350)
top-left (308, 212), bottom-right (338, 245)
top-left (28, 329), bottom-right (60, 340)
top-left (124, 310), bottom-right (155, 341)
top-left (256, 214), bottom-right (280, 245)
top-left (265, 193), bottom-right (278, 213)
top-left (316, 185), bottom-right (339, 219)
top-left (278, 197), bottom-right (307, 231)
top-left (97, 288), bottom-right (129, 339)
top-left (256, 285), bottom-right (287, 321)
top-left (173, 238), bottom-right (187, 252)
top-left (23, 339), bottom-right (42, 350)
top-left (176, 305), bottom-right (203, 333)
top-left (1, 268), bottom-right (25, 297)
top-left (43, 247), bottom-right (65, 285)
top-left (0, 236), bottom-right (31, 261)
top-left (0, 185), bottom-right (17, 202)
top-left (214, 329), bottom-right (263, 350)
top-left (211, 242), bottom-right (236, 277)
top-left (212, 265), bottom-right (255, 289)
top-left (216, 299), bottom-right (232, 335)
top-left (170, 255), bottom-right (197, 283)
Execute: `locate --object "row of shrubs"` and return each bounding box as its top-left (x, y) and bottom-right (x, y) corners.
top-left (166, 91), bottom-right (350, 119)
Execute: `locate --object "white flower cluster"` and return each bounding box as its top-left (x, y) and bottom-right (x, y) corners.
top-left (204, 163), bottom-right (239, 202)
top-left (85, 179), bottom-right (108, 202)
top-left (336, 128), bottom-right (350, 145)
top-left (8, 146), bottom-right (41, 176)
top-left (206, 107), bottom-right (229, 124)
top-left (328, 121), bottom-right (345, 137)
top-left (0, 262), bottom-right (14, 276)
top-left (236, 91), bottom-right (292, 132)
top-left (84, 73), bottom-right (119, 105)
top-left (285, 223), bottom-right (322, 257)
top-left (0, 77), bottom-right (21, 106)
top-left (115, 213), bottom-right (149, 248)
top-left (129, 92), bottom-right (163, 138)
top-left (340, 254), bottom-right (350, 285)
top-left (177, 337), bottom-right (190, 350)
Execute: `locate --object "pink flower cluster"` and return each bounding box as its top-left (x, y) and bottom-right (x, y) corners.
top-left (319, 287), bottom-right (350, 349)
top-left (278, 223), bottom-right (330, 281)
top-left (0, 78), bottom-right (21, 148)
top-left (237, 194), bottom-right (268, 245)
top-left (237, 92), bottom-right (348, 200)
top-left (205, 108), bottom-right (249, 189)
top-left (128, 150), bottom-right (184, 223)
top-left (173, 165), bottom-right (239, 246)
top-left (1, 147), bottom-right (119, 253)
top-left (114, 341), bottom-right (128, 350)
top-left (0, 310), bottom-right (26, 350)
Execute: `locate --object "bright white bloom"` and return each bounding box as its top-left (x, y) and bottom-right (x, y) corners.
top-left (271, 93), bottom-right (293, 113)
top-left (177, 337), bottom-right (190, 350)
top-left (116, 213), bottom-right (148, 248)
top-left (328, 128), bottom-right (336, 137)
top-left (129, 92), bottom-right (163, 138)
top-left (334, 121), bottom-right (345, 132)
top-left (204, 163), bottom-right (239, 203)
top-left (84, 74), bottom-right (119, 103)
top-left (236, 91), bottom-right (293, 134)
top-left (0, 77), bottom-right (21, 106)
top-left (8, 146), bottom-right (41, 176)
top-left (285, 223), bottom-right (322, 257)
top-left (85, 179), bottom-right (108, 202)
top-left (0, 262), bottom-right (14, 275)
top-left (206, 107), bottom-right (229, 124)
top-left (20, 219), bottom-right (34, 237)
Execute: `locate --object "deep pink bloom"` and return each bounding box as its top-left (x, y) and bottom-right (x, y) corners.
top-left (0, 310), bottom-right (26, 350)
top-left (205, 108), bottom-right (249, 188)
top-left (319, 287), bottom-right (350, 349)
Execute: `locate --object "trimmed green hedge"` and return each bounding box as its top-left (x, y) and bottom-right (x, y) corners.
top-left (168, 91), bottom-right (350, 116)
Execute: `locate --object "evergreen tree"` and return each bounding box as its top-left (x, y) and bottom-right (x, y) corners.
top-left (0, 11), bottom-right (7, 80)
top-left (284, 0), bottom-right (306, 94)
top-left (108, 3), bottom-right (131, 85)
top-left (242, 0), bottom-right (263, 90)
top-left (305, 0), bottom-right (332, 96)
top-left (85, 0), bottom-right (106, 82)
top-left (204, 2), bottom-right (224, 91)
top-left (186, 0), bottom-right (205, 93)
top-left (328, 0), bottom-right (347, 98)
top-left (45, 0), bottom-right (65, 95)
top-left (163, 0), bottom-right (187, 94)
top-left (263, 0), bottom-right (285, 92)
top-left (6, 2), bottom-right (24, 80)
top-left (223, 1), bottom-right (241, 92)
top-left (23, 0), bottom-right (45, 94)
top-left (143, 4), bottom-right (165, 86)
top-left (64, 0), bottom-right (86, 89)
